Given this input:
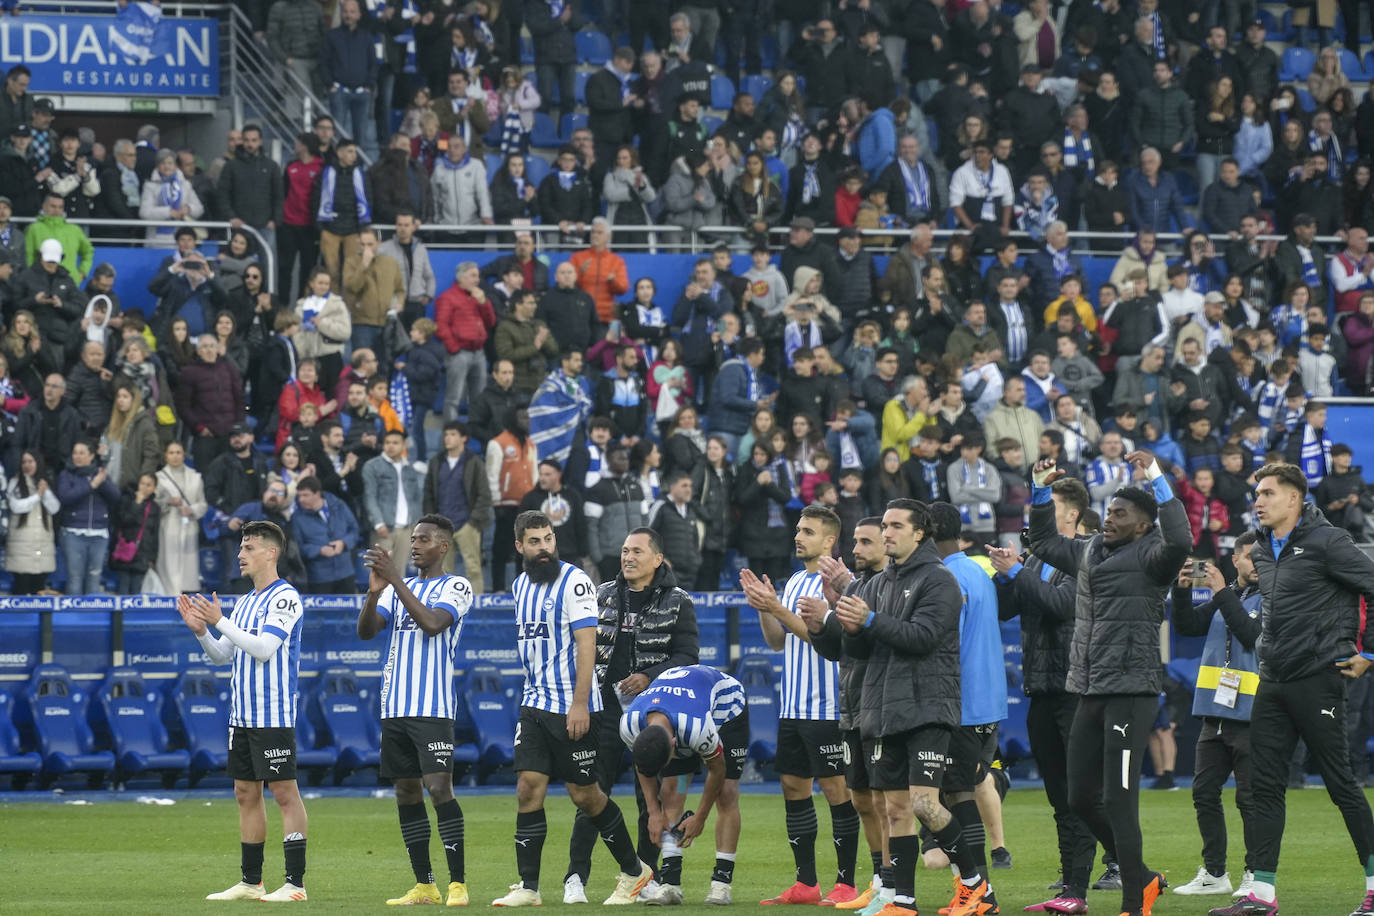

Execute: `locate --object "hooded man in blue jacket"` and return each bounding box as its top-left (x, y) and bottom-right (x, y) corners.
top-left (706, 336), bottom-right (769, 459)
top-left (291, 475), bottom-right (360, 593)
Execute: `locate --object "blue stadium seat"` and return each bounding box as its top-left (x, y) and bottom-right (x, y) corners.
top-left (315, 665), bottom-right (380, 784)
top-left (575, 69), bottom-right (591, 105)
top-left (1296, 88), bottom-right (1317, 113)
top-left (733, 656), bottom-right (778, 764)
top-left (96, 668), bottom-right (189, 786)
top-left (293, 679), bottom-right (338, 785)
top-left (702, 115), bottom-right (723, 136)
top-left (26, 664), bottom-right (114, 787)
top-left (520, 34), bottom-right (534, 65)
top-left (1256, 9), bottom-right (1285, 40)
top-left (1341, 49), bottom-right (1369, 81)
top-left (710, 73), bottom-right (735, 110)
top-left (485, 153), bottom-right (504, 178)
top-left (576, 29), bottom-right (612, 65)
top-left (927, 117), bottom-right (940, 154)
top-left (560, 112), bottom-right (588, 139)
top-left (1280, 9), bottom-right (1297, 41)
top-left (171, 666), bottom-right (229, 786)
top-left (1175, 169), bottom-right (1199, 206)
top-left (466, 664), bottom-right (515, 773)
top-left (0, 691), bottom-right (41, 788)
top-left (525, 153), bottom-right (552, 186)
top-left (1279, 47), bottom-right (1316, 82)
top-left (740, 75), bottom-right (772, 100)
top-left (530, 112), bottom-right (561, 149)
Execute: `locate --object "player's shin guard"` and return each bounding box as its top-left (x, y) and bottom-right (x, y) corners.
top-left (435, 798), bottom-right (466, 884)
top-left (283, 833), bottom-right (307, 888)
top-left (831, 801), bottom-right (861, 887)
top-left (515, 809), bottom-right (548, 891)
top-left (932, 819), bottom-right (981, 884)
top-left (786, 797), bottom-right (821, 886)
top-left (242, 841), bottom-right (266, 886)
top-left (400, 802), bottom-right (435, 884)
top-left (713, 851), bottom-right (738, 885)
top-left (592, 800), bottom-right (642, 874)
top-left (888, 834), bottom-right (919, 911)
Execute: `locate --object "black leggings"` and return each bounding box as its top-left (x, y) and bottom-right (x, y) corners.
top-left (1029, 692), bottom-right (1102, 898)
top-left (1067, 694), bottom-right (1156, 912)
top-left (10, 572), bottom-right (47, 594)
top-left (1249, 669), bottom-right (1374, 873)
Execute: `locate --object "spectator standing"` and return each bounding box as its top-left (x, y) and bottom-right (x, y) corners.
top-left (310, 138), bottom-right (373, 302)
top-left (203, 422), bottom-right (269, 576)
top-left (0, 65), bottom-right (32, 140)
top-left (485, 406), bottom-right (538, 591)
top-left (1201, 158), bottom-right (1258, 236)
top-left (175, 334), bottom-right (246, 473)
top-left (662, 151), bottom-right (721, 243)
top-left (539, 261), bottom-right (600, 354)
top-left (139, 149), bottom-right (204, 247)
top-left (423, 421), bottom-right (493, 590)
top-left (430, 70), bottom-right (491, 149)
top-left (525, 0), bottom-right (583, 124)
top-left (0, 125), bottom-right (43, 218)
top-left (294, 267), bottom-right (352, 392)
top-left (468, 359), bottom-right (526, 446)
top-left (378, 210), bottom-right (436, 329)
top-left (319, 0), bottom-right (380, 162)
top-left (67, 341), bottom-right (113, 440)
top-left (291, 475), bottom-right (361, 593)
top-left (362, 429), bottom-right (424, 562)
top-left (491, 154), bottom-right (542, 225)
top-left (949, 141), bottom-right (1016, 252)
top-left (1194, 78), bottom-right (1240, 196)
top-left (343, 228), bottom-right (404, 355)
top-left (495, 290), bottom-right (559, 395)
top-left (1131, 61), bottom-right (1194, 171)
top-left (26, 192), bottom-right (95, 283)
top-left (519, 459), bottom-right (592, 574)
top-left (5, 450), bottom-right (60, 594)
top-left (1126, 147), bottom-right (1187, 233)
top-left (153, 440), bottom-right (207, 595)
top-left (97, 139), bottom-right (142, 230)
top-left (1274, 214), bottom-right (1330, 315)
top-left (17, 237), bottom-right (85, 357)
top-left (435, 261), bottom-right (497, 420)
top-left (1236, 20), bottom-right (1278, 105)
top-left (587, 47), bottom-right (640, 171)
top-left (57, 440), bottom-right (120, 595)
top-left (367, 133), bottom-right (433, 226)
top-left (538, 145), bottom-right (597, 246)
top-left (217, 125), bottom-right (283, 253)
top-left (569, 219), bottom-right (630, 324)
top-left (430, 135), bottom-right (492, 231)
top-left (279, 133), bottom-right (324, 297)
top-left (399, 317), bottom-right (445, 458)
top-left (267, 0), bottom-right (327, 103)
top-left (650, 472), bottom-right (704, 587)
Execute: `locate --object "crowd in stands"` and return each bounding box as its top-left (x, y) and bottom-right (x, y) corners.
top-left (0, 0), bottom-right (1373, 594)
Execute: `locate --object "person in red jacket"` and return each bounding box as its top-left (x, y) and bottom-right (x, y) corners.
top-left (434, 260), bottom-right (496, 421)
top-left (275, 358), bottom-right (336, 450)
top-left (1174, 465), bottom-right (1231, 561)
top-left (278, 133), bottom-right (324, 298)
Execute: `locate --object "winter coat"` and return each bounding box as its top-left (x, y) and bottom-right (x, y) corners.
top-left (1125, 170), bottom-right (1187, 233)
top-left (997, 550), bottom-right (1078, 695)
top-left (494, 316), bottom-right (559, 394)
top-left (592, 561), bottom-right (698, 690)
top-left (431, 156), bottom-right (492, 225)
top-left (1110, 245), bottom-right (1170, 293)
top-left (362, 454), bottom-right (424, 532)
top-left (174, 357), bottom-right (245, 437)
top-left (138, 172), bottom-right (205, 244)
top-left (524, 0), bottom-right (583, 65)
top-left (56, 463), bottom-right (121, 530)
top-left (1028, 481), bottom-right (1192, 695)
top-left (1130, 83), bottom-right (1195, 151)
top-left (292, 490), bottom-right (360, 585)
top-left (537, 167), bottom-right (597, 226)
top-left (434, 284), bottom-right (497, 353)
top-left (422, 448), bottom-right (493, 530)
top-left (732, 461), bottom-right (793, 558)
top-left (217, 149), bottom-right (284, 228)
top-left (603, 168), bottom-right (656, 226)
top-left (662, 158), bottom-right (721, 233)
top-left (690, 461), bottom-right (735, 554)
top-left (651, 499), bottom-right (704, 588)
top-left (585, 473), bottom-right (651, 563)
top-left (490, 172), bottom-right (540, 224)
top-left (113, 409), bottom-right (162, 491)
top-left (843, 537), bottom-right (964, 736)
top-left (568, 248), bottom-right (630, 324)
top-left (537, 286), bottom-right (599, 353)
top-left (369, 150), bottom-right (434, 225)
top-left (5, 476), bottom-right (61, 574)
top-left (403, 337), bottom-right (446, 409)
top-left (203, 447), bottom-right (269, 516)
top-left (15, 263), bottom-right (84, 351)
top-left (293, 293), bottom-right (352, 361)
top-left (707, 357), bottom-right (757, 437)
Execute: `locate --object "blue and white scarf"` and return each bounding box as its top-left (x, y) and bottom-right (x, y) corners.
top-left (471, 13), bottom-right (495, 48)
top-left (605, 60), bottom-right (633, 103)
top-left (1299, 421), bottom-right (1332, 485)
top-left (1000, 301), bottom-right (1029, 364)
top-left (920, 458), bottom-right (943, 500)
top-left (1062, 128), bottom-right (1095, 177)
top-left (557, 169), bottom-right (578, 191)
top-left (898, 158), bottom-right (930, 213)
top-left (437, 152), bottom-right (472, 171)
top-left (0, 225), bottom-right (9, 248)
top-left (1085, 457), bottom-right (1129, 517)
top-left (782, 116), bottom-right (804, 153)
top-left (389, 371), bottom-right (412, 429)
top-left (316, 165), bottom-right (371, 223)
top-left (745, 361), bottom-right (761, 401)
top-left (1051, 244), bottom-right (1072, 277)
top-left (1149, 12), bottom-right (1165, 59)
top-left (958, 459), bottom-right (994, 524)
top-left (1254, 379), bottom-right (1284, 437)
top-left (160, 174), bottom-right (182, 210)
top-left (1308, 129), bottom-right (1343, 181)
top-left (500, 108), bottom-right (525, 156)
top-left (452, 46), bottom-right (478, 70)
top-left (801, 162), bottom-right (820, 203)
top-left (546, 0), bottom-right (565, 18)
top-left (118, 163), bottom-right (141, 207)
top-left (528, 368), bottom-right (592, 463)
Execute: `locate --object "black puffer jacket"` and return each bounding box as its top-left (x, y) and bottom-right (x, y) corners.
top-left (997, 552), bottom-right (1077, 696)
top-left (1251, 502), bottom-right (1374, 683)
top-left (813, 567), bottom-right (883, 731)
top-left (593, 562), bottom-right (699, 695)
top-left (1029, 483), bottom-right (1191, 696)
top-left (842, 538), bottom-right (963, 736)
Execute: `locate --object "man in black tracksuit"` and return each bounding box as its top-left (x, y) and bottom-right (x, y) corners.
top-left (990, 477), bottom-right (1106, 911)
top-left (1028, 451), bottom-right (1191, 916)
top-left (1170, 529), bottom-right (1262, 901)
top-left (832, 499), bottom-right (993, 915)
top-left (1220, 464), bottom-right (1374, 916)
top-left (807, 518), bottom-right (891, 906)
top-left (563, 528), bottom-right (698, 901)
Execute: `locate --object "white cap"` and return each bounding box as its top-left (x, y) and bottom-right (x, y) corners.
top-left (39, 238), bottom-right (62, 263)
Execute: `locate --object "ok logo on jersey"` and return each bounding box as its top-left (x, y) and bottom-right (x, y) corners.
top-left (519, 621), bottom-right (551, 640)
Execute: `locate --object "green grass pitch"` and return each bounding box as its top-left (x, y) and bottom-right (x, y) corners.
top-left (0, 788), bottom-right (1367, 913)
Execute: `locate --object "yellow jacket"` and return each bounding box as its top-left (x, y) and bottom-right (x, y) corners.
top-left (881, 397), bottom-right (935, 460)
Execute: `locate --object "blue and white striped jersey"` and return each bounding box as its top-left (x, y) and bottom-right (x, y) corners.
top-left (619, 665), bottom-right (746, 763)
top-left (513, 561), bottom-right (602, 714)
top-left (377, 574), bottom-right (474, 720)
top-left (780, 570), bottom-right (840, 721)
top-left (229, 579), bottom-right (303, 729)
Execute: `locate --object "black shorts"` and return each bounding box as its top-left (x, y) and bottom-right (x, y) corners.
top-left (775, 718), bottom-right (846, 779)
top-left (227, 725), bottom-right (297, 783)
top-left (381, 717), bottom-right (457, 779)
top-left (865, 725), bottom-right (952, 791)
top-left (942, 723), bottom-right (1000, 793)
top-left (843, 728), bottom-right (872, 791)
top-left (662, 710), bottom-right (751, 781)
top-left (514, 706), bottom-right (601, 785)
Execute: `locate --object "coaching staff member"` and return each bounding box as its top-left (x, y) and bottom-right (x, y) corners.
top-left (562, 527), bottom-right (699, 903)
top-left (1029, 451), bottom-right (1191, 916)
top-left (1217, 464), bottom-right (1374, 916)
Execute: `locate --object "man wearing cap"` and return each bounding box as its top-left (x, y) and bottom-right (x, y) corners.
top-left (205, 422), bottom-right (271, 581)
top-left (25, 192), bottom-right (95, 284)
top-left (1178, 292), bottom-right (1236, 358)
top-left (1236, 19), bottom-right (1278, 105)
top-left (780, 217), bottom-right (841, 300)
top-left (0, 125), bottom-right (43, 217)
top-left (0, 65), bottom-right (31, 140)
top-left (15, 237), bottom-right (84, 354)
top-left (1274, 213), bottom-right (1330, 313)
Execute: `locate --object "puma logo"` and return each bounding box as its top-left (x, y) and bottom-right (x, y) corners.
top-left (1112, 724), bottom-right (1129, 737)
top-left (515, 838), bottom-right (531, 847)
top-left (1293, 547), bottom-right (1304, 555)
top-left (922, 770), bottom-right (935, 781)
top-left (269, 765), bottom-right (280, 773)
top-left (1321, 707), bottom-right (1336, 718)
top-left (445, 843), bottom-right (460, 852)
top-left (788, 837), bottom-right (800, 847)
top-left (889, 857), bottom-right (898, 867)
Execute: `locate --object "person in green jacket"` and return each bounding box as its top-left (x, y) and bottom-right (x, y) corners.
top-left (24, 193), bottom-right (94, 283)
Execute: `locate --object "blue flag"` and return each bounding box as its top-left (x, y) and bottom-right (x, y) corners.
top-left (111, 2), bottom-right (174, 64)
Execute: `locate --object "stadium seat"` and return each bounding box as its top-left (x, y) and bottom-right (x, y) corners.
top-left (1256, 9), bottom-right (1286, 40)
top-left (702, 115), bottom-right (723, 136)
top-left (525, 153), bottom-right (553, 186)
top-left (1341, 49), bottom-right (1369, 82)
top-left (1175, 169), bottom-right (1199, 206)
top-left (530, 112), bottom-right (561, 149)
top-left (171, 666), bottom-right (230, 786)
top-left (484, 152), bottom-right (504, 177)
top-left (26, 664), bottom-right (114, 788)
top-left (96, 668), bottom-right (189, 787)
top-left (1279, 47), bottom-right (1316, 82)
top-left (733, 656), bottom-right (778, 764)
top-left (560, 112), bottom-right (588, 139)
top-left (1296, 88), bottom-right (1317, 113)
top-left (741, 74), bottom-right (772, 101)
top-left (0, 691), bottom-right (41, 789)
top-left (575, 29), bottom-right (612, 66)
top-left (466, 664), bottom-right (515, 773)
top-left (315, 665), bottom-right (380, 784)
top-left (519, 34), bottom-right (534, 65)
top-left (293, 679), bottom-right (339, 786)
top-left (710, 73), bottom-right (735, 111)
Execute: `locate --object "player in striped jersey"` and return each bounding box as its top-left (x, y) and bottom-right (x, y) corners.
top-left (357, 514), bottom-right (475, 907)
top-left (493, 510), bottom-right (652, 908)
top-left (740, 505), bottom-right (862, 907)
top-left (176, 521), bottom-right (309, 903)
top-left (620, 664), bottom-right (750, 906)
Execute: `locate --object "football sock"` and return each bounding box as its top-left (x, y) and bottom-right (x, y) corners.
top-left (870, 851), bottom-right (883, 886)
top-left (785, 797), bottom-right (820, 887)
top-left (434, 799), bottom-right (465, 884)
top-left (283, 833), bottom-right (307, 888)
top-left (712, 851), bottom-right (737, 885)
top-left (241, 841), bottom-right (265, 886)
top-left (515, 809), bottom-right (548, 891)
top-left (1252, 870), bottom-right (1277, 903)
top-left (660, 854), bottom-right (684, 885)
top-left (592, 800), bottom-right (642, 874)
top-left (932, 819), bottom-right (980, 885)
top-left (399, 802), bottom-right (434, 884)
top-left (888, 833), bottom-right (918, 911)
top-left (831, 801), bottom-right (861, 887)
top-left (951, 799), bottom-right (988, 875)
